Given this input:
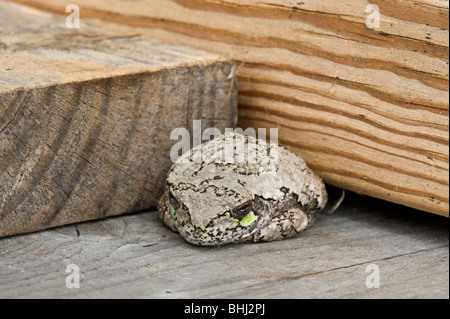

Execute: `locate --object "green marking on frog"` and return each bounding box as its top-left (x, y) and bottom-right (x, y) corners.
top-left (239, 211), bottom-right (257, 227)
top-left (169, 205), bottom-right (177, 218)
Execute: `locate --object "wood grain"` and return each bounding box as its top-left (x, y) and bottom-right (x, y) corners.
top-left (0, 193), bottom-right (447, 299)
top-left (0, 2), bottom-right (237, 238)
top-left (6, 0), bottom-right (448, 217)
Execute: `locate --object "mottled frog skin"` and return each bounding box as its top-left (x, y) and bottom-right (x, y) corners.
top-left (158, 132), bottom-right (328, 246)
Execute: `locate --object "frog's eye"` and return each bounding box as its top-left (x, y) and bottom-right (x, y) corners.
top-left (169, 191), bottom-right (180, 209)
top-left (231, 201), bottom-right (252, 220)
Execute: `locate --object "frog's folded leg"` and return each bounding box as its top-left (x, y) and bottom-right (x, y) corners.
top-left (237, 208), bottom-right (313, 244)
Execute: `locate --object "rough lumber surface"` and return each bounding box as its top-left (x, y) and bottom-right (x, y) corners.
top-left (0, 3), bottom-right (237, 238)
top-left (0, 193), bottom-right (448, 299)
top-left (8, 0), bottom-right (449, 216)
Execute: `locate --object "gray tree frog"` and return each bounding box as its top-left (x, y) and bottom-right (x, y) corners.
top-left (158, 132), bottom-right (330, 246)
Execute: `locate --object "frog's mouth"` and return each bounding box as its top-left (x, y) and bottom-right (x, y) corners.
top-left (177, 196), bottom-right (274, 246)
top-left (175, 209), bottom-right (267, 247)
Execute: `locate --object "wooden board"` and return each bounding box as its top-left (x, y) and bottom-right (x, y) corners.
top-left (0, 2), bottom-right (237, 238)
top-left (0, 193), bottom-right (447, 299)
top-left (8, 0), bottom-right (448, 217)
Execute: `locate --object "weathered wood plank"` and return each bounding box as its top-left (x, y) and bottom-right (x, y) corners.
top-left (0, 2), bottom-right (237, 238)
top-left (0, 193), bottom-right (447, 299)
top-left (8, 0), bottom-right (448, 216)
